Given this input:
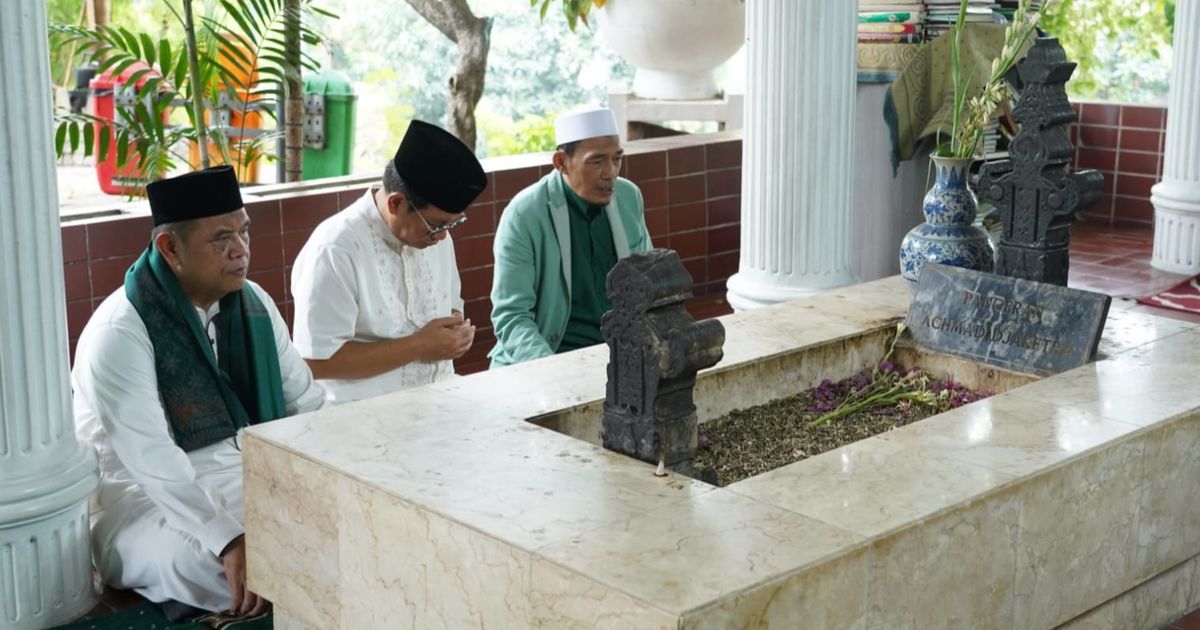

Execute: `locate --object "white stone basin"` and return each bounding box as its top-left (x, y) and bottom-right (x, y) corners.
top-left (245, 276), bottom-right (1200, 629)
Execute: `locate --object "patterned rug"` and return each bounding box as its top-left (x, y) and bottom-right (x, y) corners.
top-left (1137, 275), bottom-right (1200, 314)
top-left (54, 604), bottom-right (272, 630)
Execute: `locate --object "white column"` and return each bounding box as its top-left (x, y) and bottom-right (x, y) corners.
top-left (1152, 0), bottom-right (1200, 273)
top-left (726, 0), bottom-right (859, 310)
top-left (0, 1), bottom-right (100, 628)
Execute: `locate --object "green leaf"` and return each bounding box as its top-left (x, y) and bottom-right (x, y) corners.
top-left (218, 35), bottom-right (255, 68)
top-left (158, 40), bottom-right (172, 73)
top-left (116, 131), bottom-right (130, 168)
top-left (83, 122), bottom-right (95, 158)
top-left (221, 3), bottom-right (260, 41)
top-left (216, 67), bottom-right (247, 93)
top-left (54, 123), bottom-right (68, 157)
top-left (68, 122), bottom-right (80, 154)
top-left (98, 126), bottom-right (112, 161)
top-left (139, 33), bottom-right (157, 66)
top-left (299, 51), bottom-right (322, 70)
top-left (259, 53), bottom-right (290, 68)
top-left (124, 68), bottom-right (154, 91)
top-left (109, 58), bottom-right (138, 80)
top-left (117, 27), bottom-right (142, 56)
top-left (141, 77), bottom-right (166, 97)
top-left (94, 55), bottom-right (123, 76)
top-left (255, 66), bottom-right (286, 82)
top-left (248, 0), bottom-right (272, 30)
top-left (173, 51), bottom-right (190, 89)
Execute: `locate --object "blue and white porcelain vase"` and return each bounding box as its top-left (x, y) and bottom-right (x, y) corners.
top-left (899, 155), bottom-right (995, 290)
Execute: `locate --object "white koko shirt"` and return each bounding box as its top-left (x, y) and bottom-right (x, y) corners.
top-left (72, 281), bottom-right (326, 562)
top-left (290, 189), bottom-right (465, 404)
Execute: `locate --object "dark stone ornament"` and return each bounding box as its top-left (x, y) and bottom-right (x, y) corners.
top-left (979, 37), bottom-right (1105, 286)
top-left (601, 249), bottom-right (725, 480)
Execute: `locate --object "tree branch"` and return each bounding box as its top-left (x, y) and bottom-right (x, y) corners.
top-left (404, 0), bottom-right (489, 149)
top-left (182, 0), bottom-right (209, 168)
top-left (440, 0), bottom-right (481, 25)
top-left (404, 0), bottom-right (458, 43)
top-left (284, 0), bottom-right (303, 182)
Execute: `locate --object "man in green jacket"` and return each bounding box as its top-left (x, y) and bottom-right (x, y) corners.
top-left (489, 107), bottom-right (652, 367)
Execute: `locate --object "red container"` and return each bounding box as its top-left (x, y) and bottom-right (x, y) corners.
top-left (90, 62), bottom-right (165, 195)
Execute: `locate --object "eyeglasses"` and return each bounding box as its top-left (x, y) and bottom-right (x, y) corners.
top-left (207, 228), bottom-right (250, 255)
top-left (414, 208), bottom-right (468, 236)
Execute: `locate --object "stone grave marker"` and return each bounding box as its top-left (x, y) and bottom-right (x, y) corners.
top-left (906, 263), bottom-right (1110, 376)
top-left (601, 249), bottom-right (725, 479)
top-left (979, 36), bottom-right (1105, 286)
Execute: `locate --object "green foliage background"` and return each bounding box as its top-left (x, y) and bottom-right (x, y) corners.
top-left (48, 0), bottom-right (183, 88)
top-left (315, 0), bottom-right (633, 166)
top-left (1040, 0), bottom-right (1175, 102)
top-left (49, 0), bottom-right (1177, 176)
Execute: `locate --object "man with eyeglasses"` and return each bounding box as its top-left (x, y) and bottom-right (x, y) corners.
top-left (291, 120), bottom-right (487, 404)
top-left (489, 107), bottom-right (652, 367)
top-left (72, 166), bottom-right (326, 619)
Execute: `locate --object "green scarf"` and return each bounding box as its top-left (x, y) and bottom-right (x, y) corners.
top-left (125, 246), bottom-right (286, 452)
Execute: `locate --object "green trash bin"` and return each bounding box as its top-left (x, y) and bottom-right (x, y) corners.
top-left (302, 70), bottom-right (357, 180)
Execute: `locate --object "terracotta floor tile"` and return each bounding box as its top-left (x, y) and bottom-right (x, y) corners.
top-left (1095, 256), bottom-right (1154, 270)
top-left (1125, 273), bottom-right (1190, 295)
top-left (1069, 244), bottom-right (1116, 255)
top-left (1127, 303), bottom-right (1200, 324)
top-left (1071, 252), bottom-right (1110, 264)
top-left (1062, 222), bottom-right (1200, 303)
top-left (1171, 606), bottom-right (1200, 630)
top-left (1105, 272), bottom-right (1159, 286)
top-left (1068, 277), bottom-right (1109, 289)
top-left (1091, 284), bottom-right (1146, 298)
top-left (1070, 263), bottom-right (1114, 276)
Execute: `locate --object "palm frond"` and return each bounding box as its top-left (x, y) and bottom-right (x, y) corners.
top-left (50, 0), bottom-right (335, 177)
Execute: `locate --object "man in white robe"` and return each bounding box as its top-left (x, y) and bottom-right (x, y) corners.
top-left (291, 120), bottom-right (487, 404)
top-left (72, 166), bottom-right (326, 616)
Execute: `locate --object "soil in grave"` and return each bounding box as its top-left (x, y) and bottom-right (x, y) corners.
top-left (692, 369), bottom-right (992, 487)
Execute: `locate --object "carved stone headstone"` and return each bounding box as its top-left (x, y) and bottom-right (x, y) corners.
top-left (601, 249), bottom-right (725, 478)
top-left (906, 264), bottom-right (1110, 376)
top-left (979, 37), bottom-right (1105, 286)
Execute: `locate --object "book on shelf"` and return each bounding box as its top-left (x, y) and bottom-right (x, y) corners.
top-left (858, 22), bottom-right (920, 33)
top-left (859, 12), bottom-right (924, 24)
top-left (857, 32), bottom-right (923, 43)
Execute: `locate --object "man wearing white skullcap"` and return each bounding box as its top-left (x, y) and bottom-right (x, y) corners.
top-left (489, 106), bottom-right (652, 367)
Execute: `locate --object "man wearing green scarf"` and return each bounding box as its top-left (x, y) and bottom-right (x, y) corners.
top-left (72, 166), bottom-right (326, 618)
top-left (489, 107), bottom-right (653, 367)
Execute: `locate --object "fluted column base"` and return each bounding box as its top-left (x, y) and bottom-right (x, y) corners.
top-left (726, 268), bottom-right (858, 311)
top-left (0, 443), bottom-right (99, 628)
top-left (1151, 180), bottom-right (1200, 274)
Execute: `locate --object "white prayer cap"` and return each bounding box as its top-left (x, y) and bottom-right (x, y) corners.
top-left (554, 107), bottom-right (620, 146)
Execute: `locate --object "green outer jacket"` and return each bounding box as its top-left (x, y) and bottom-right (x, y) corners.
top-left (489, 172), bottom-right (652, 368)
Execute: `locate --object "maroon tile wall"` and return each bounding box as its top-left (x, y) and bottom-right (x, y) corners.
top-left (1071, 101), bottom-right (1167, 225)
top-left (60, 101), bottom-right (1170, 373)
top-left (62, 134), bottom-right (744, 375)
top-left (59, 103), bottom-right (1169, 374)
